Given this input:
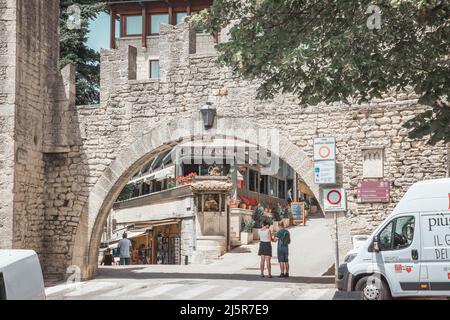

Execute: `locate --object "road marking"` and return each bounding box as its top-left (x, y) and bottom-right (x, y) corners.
top-left (252, 288), bottom-right (291, 300)
top-left (212, 287), bottom-right (251, 300)
top-left (65, 282), bottom-right (116, 297)
top-left (297, 288), bottom-right (330, 300)
top-left (45, 282), bottom-right (86, 296)
top-left (138, 284), bottom-right (184, 298)
top-left (101, 283), bottom-right (146, 297)
top-left (174, 285), bottom-right (217, 300)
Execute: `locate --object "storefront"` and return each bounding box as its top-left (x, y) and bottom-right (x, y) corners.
top-left (107, 219), bottom-right (182, 265)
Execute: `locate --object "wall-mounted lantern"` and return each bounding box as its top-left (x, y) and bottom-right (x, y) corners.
top-left (200, 103), bottom-right (216, 129)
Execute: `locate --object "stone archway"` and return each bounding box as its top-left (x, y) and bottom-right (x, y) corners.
top-left (72, 116), bottom-right (321, 279)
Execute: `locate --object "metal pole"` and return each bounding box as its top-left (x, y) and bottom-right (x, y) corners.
top-left (334, 211), bottom-right (340, 279)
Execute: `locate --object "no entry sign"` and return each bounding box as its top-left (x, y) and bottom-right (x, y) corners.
top-left (323, 188), bottom-right (347, 212)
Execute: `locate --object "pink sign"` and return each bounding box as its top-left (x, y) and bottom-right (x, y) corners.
top-left (357, 181), bottom-right (390, 203)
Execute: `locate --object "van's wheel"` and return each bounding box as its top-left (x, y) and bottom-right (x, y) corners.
top-left (355, 275), bottom-right (391, 300)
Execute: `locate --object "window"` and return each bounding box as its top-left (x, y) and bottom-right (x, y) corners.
top-left (270, 177), bottom-right (277, 197)
top-left (249, 170), bottom-right (258, 192)
top-left (150, 14), bottom-right (169, 34)
top-left (125, 15), bottom-right (142, 36)
top-left (175, 12), bottom-right (187, 25)
top-left (259, 175), bottom-right (268, 194)
top-left (378, 216), bottom-right (415, 251)
top-left (150, 60), bottom-right (160, 79)
top-left (278, 179), bottom-right (286, 200)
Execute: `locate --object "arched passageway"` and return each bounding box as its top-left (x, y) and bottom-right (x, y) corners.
top-left (72, 116), bottom-right (327, 279)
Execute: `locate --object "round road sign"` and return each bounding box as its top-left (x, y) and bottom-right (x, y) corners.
top-left (327, 189), bottom-right (342, 205)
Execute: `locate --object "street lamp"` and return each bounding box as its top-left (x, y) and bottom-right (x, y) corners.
top-left (200, 103), bottom-right (216, 129)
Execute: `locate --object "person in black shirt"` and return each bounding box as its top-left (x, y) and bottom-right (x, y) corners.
top-left (101, 248), bottom-right (115, 266)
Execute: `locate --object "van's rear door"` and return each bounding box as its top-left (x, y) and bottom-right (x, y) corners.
top-left (421, 211), bottom-right (450, 295)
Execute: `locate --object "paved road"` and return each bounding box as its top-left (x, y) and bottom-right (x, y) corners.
top-left (46, 218), bottom-right (337, 300)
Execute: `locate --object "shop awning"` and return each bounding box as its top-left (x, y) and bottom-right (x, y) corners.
top-left (152, 165), bottom-right (175, 181)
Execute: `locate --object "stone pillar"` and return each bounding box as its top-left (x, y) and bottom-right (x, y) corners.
top-left (0, 0), bottom-right (17, 249)
top-left (100, 45), bottom-right (138, 103)
top-left (159, 22), bottom-right (196, 82)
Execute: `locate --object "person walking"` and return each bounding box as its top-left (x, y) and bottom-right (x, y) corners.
top-left (275, 221), bottom-right (291, 278)
top-left (118, 233), bottom-right (132, 266)
top-left (258, 220), bottom-right (273, 278)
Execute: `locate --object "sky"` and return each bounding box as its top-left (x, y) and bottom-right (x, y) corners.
top-left (87, 13), bottom-right (119, 52)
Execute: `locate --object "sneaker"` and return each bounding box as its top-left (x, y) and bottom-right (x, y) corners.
top-left (285, 273), bottom-right (289, 278)
top-left (279, 273), bottom-right (285, 278)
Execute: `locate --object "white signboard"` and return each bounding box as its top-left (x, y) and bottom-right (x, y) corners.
top-left (314, 137), bottom-right (336, 161)
top-left (314, 160), bottom-right (336, 184)
top-left (323, 188), bottom-right (347, 212)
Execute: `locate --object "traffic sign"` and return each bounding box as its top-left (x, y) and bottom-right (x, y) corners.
top-left (314, 137), bottom-right (336, 161)
top-left (314, 160), bottom-right (336, 184)
top-left (323, 188), bottom-right (347, 212)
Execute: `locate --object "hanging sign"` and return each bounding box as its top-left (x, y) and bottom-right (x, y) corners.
top-left (323, 188), bottom-right (347, 212)
top-left (314, 137), bottom-right (336, 161)
top-left (314, 160), bottom-right (336, 184)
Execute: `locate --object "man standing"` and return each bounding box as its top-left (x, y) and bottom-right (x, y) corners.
top-left (275, 221), bottom-right (291, 278)
top-left (118, 233), bottom-right (132, 266)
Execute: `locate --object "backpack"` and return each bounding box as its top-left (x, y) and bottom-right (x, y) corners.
top-left (283, 230), bottom-right (291, 246)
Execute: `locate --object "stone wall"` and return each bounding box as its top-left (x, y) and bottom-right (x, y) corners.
top-left (0, 0), bottom-right (79, 277)
top-left (0, 0), bottom-right (16, 249)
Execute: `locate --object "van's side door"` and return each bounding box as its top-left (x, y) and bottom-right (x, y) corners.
top-left (376, 214), bottom-right (420, 295)
top-left (420, 211), bottom-right (450, 294)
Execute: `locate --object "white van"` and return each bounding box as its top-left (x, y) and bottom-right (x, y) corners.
top-left (337, 178), bottom-right (450, 300)
top-left (0, 250), bottom-right (46, 300)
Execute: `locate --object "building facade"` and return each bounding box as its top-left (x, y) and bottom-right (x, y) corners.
top-left (0, 0), bottom-right (448, 280)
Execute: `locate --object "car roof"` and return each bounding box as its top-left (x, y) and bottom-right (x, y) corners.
top-left (392, 178), bottom-right (450, 215)
top-left (0, 250), bottom-right (38, 270)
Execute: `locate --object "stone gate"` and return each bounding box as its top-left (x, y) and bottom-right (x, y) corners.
top-left (0, 0), bottom-right (448, 280)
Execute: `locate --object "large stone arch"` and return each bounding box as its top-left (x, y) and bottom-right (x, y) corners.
top-left (73, 116), bottom-right (321, 279)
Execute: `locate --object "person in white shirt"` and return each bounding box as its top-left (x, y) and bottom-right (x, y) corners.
top-left (118, 233), bottom-right (132, 266)
top-left (258, 221), bottom-right (274, 278)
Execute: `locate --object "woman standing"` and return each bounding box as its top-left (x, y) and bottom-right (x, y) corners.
top-left (258, 220), bottom-right (274, 278)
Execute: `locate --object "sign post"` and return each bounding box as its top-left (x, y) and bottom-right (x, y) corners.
top-left (323, 188), bottom-right (347, 278)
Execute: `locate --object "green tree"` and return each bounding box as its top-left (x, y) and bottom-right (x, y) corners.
top-left (60, 0), bottom-right (106, 105)
top-left (195, 0), bottom-right (450, 145)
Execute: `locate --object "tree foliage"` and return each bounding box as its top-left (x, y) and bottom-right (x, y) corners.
top-left (196, 0), bottom-right (450, 144)
top-left (60, 0), bottom-right (105, 105)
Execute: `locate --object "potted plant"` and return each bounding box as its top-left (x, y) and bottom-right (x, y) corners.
top-left (240, 220), bottom-right (255, 245)
top-left (239, 197), bottom-right (247, 209)
top-left (280, 205), bottom-right (291, 227)
top-left (271, 202), bottom-right (282, 231)
top-left (252, 204), bottom-right (265, 240)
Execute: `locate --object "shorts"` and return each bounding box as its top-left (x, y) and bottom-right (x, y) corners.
top-left (277, 249), bottom-right (289, 263)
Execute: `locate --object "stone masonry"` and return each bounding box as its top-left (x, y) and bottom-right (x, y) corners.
top-left (0, 3), bottom-right (448, 279)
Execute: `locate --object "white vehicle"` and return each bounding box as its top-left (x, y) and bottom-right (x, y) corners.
top-left (0, 250), bottom-right (46, 300)
top-left (337, 178), bottom-right (450, 300)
